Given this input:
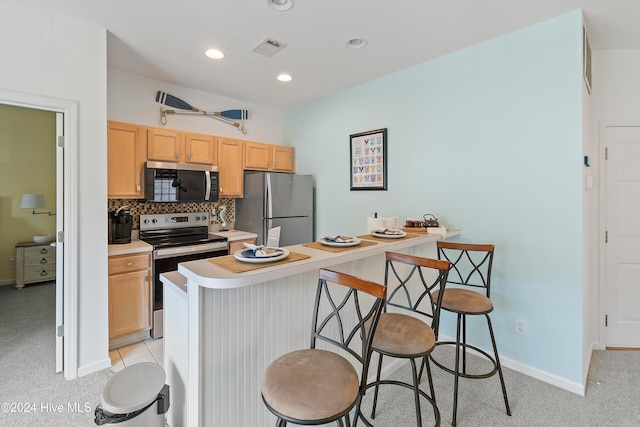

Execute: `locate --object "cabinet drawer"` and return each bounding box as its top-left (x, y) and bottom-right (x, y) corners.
top-left (23, 245), bottom-right (56, 258)
top-left (24, 253), bottom-right (56, 267)
top-left (23, 264), bottom-right (56, 283)
top-left (109, 253), bottom-right (151, 275)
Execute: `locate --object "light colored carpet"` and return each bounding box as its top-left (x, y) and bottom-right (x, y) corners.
top-left (0, 282), bottom-right (111, 426)
top-left (357, 345), bottom-right (640, 426)
top-left (1, 282), bottom-right (639, 426)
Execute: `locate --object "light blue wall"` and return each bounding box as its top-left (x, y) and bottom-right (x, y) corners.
top-left (286, 11), bottom-right (584, 382)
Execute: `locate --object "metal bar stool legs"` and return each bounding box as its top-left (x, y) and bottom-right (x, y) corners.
top-left (485, 314), bottom-right (511, 418)
top-left (370, 354), bottom-right (438, 427)
top-left (359, 252), bottom-right (451, 427)
top-left (446, 312), bottom-right (511, 426)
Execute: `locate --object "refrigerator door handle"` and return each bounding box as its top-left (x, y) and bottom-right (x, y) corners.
top-left (266, 173), bottom-right (273, 218)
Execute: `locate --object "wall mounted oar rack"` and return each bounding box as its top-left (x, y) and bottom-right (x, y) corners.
top-left (160, 108), bottom-right (248, 134)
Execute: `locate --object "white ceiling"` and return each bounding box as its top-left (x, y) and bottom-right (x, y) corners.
top-left (20, 0), bottom-right (640, 110)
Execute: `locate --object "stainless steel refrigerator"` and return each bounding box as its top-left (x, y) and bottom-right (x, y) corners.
top-left (234, 171), bottom-right (314, 246)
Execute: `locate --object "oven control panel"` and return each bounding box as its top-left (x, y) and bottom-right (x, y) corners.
top-left (140, 212), bottom-right (209, 230)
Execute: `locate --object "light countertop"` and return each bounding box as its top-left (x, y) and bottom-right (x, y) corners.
top-left (179, 229), bottom-right (460, 290)
top-left (108, 240), bottom-right (152, 256)
top-left (210, 230), bottom-right (257, 241)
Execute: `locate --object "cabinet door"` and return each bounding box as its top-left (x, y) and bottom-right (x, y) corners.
top-left (147, 128), bottom-right (183, 162)
top-left (185, 133), bottom-right (217, 165)
top-left (244, 141), bottom-right (271, 170)
top-left (272, 145), bottom-right (295, 172)
top-left (107, 121), bottom-right (146, 198)
top-left (218, 138), bottom-right (244, 197)
top-left (108, 269), bottom-right (152, 339)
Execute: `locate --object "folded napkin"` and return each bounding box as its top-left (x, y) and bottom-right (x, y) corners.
top-left (373, 228), bottom-right (403, 235)
top-left (243, 242), bottom-right (282, 257)
top-left (323, 235), bottom-right (355, 243)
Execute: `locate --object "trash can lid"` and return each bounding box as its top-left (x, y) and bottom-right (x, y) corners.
top-left (101, 362), bottom-right (166, 414)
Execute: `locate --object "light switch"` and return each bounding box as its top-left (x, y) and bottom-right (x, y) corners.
top-left (585, 175), bottom-right (593, 191)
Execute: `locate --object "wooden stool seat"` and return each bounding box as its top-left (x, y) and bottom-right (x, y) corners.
top-left (433, 288), bottom-right (493, 315)
top-left (263, 349), bottom-right (359, 422)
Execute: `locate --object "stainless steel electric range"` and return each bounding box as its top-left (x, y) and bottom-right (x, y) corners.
top-left (139, 212), bottom-right (228, 338)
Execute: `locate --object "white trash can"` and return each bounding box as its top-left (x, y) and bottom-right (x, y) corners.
top-left (94, 362), bottom-right (169, 426)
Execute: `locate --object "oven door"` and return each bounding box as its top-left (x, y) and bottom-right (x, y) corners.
top-left (151, 242), bottom-right (228, 338)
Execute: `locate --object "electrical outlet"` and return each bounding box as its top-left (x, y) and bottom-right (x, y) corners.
top-left (515, 319), bottom-right (527, 335)
top-left (8, 256), bottom-right (16, 265)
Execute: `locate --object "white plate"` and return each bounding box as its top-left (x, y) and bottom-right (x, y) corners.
top-left (234, 248), bottom-right (290, 263)
top-left (239, 247), bottom-right (284, 258)
top-left (320, 237), bottom-right (361, 247)
top-left (372, 230), bottom-right (407, 239)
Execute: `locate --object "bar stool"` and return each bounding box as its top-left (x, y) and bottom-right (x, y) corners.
top-left (361, 251), bottom-right (451, 427)
top-left (261, 269), bottom-right (386, 427)
top-left (430, 241), bottom-right (511, 426)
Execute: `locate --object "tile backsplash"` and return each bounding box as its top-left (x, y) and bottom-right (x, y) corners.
top-left (108, 198), bottom-right (235, 230)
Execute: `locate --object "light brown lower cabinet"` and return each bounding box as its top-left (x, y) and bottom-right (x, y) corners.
top-left (108, 252), bottom-right (152, 340)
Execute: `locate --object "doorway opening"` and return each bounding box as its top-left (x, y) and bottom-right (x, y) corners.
top-left (0, 88), bottom-right (79, 379)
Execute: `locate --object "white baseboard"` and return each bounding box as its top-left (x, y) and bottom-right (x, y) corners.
top-left (435, 333), bottom-right (586, 396)
top-left (500, 353), bottom-right (585, 396)
top-left (77, 357), bottom-right (112, 378)
top-left (378, 333), bottom-right (588, 396)
top-left (0, 279), bottom-right (16, 287)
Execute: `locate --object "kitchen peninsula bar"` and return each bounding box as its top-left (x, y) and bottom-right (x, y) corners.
top-left (162, 230), bottom-right (459, 427)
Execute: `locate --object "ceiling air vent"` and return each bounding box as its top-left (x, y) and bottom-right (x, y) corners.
top-left (251, 37), bottom-right (288, 57)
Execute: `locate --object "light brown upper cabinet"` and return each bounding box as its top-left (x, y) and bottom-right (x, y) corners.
top-left (271, 145), bottom-right (295, 172)
top-left (244, 141), bottom-right (295, 172)
top-left (148, 127), bottom-right (218, 165)
top-left (147, 128), bottom-right (183, 162)
top-left (107, 121), bottom-right (147, 198)
top-left (218, 138), bottom-right (244, 198)
top-left (185, 133), bottom-right (218, 165)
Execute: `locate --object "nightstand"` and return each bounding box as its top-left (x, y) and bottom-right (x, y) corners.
top-left (15, 241), bottom-right (56, 288)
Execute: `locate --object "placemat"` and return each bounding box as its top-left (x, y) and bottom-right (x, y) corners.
top-left (303, 239), bottom-right (377, 253)
top-left (357, 233), bottom-right (421, 241)
top-left (209, 251), bottom-right (311, 273)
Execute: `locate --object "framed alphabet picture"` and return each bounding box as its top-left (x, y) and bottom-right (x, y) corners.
top-left (350, 128), bottom-right (387, 190)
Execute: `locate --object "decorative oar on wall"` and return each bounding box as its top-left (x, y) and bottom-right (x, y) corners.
top-left (156, 91), bottom-right (249, 134)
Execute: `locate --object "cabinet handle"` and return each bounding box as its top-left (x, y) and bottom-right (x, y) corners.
top-left (126, 262), bottom-right (134, 267)
top-left (187, 153), bottom-right (191, 160)
top-left (40, 258), bottom-right (48, 264)
top-left (136, 185), bottom-right (141, 192)
top-left (40, 248), bottom-right (48, 254)
top-left (40, 270), bottom-right (48, 276)
top-left (176, 152), bottom-right (180, 159)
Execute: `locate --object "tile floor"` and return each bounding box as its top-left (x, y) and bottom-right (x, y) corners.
top-left (109, 338), bottom-right (163, 373)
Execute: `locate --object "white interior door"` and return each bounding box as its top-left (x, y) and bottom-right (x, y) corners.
top-left (55, 112), bottom-right (64, 371)
top-left (604, 124), bottom-right (640, 348)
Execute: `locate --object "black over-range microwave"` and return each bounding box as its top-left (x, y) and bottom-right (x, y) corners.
top-left (145, 161), bottom-right (219, 203)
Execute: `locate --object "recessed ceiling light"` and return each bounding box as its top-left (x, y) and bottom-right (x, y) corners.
top-left (346, 38), bottom-right (368, 49)
top-left (267, 0), bottom-right (294, 12)
top-left (277, 73), bottom-right (293, 82)
top-left (205, 49), bottom-right (225, 59)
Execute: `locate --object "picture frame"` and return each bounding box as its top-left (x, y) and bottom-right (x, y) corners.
top-left (350, 128), bottom-right (387, 191)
